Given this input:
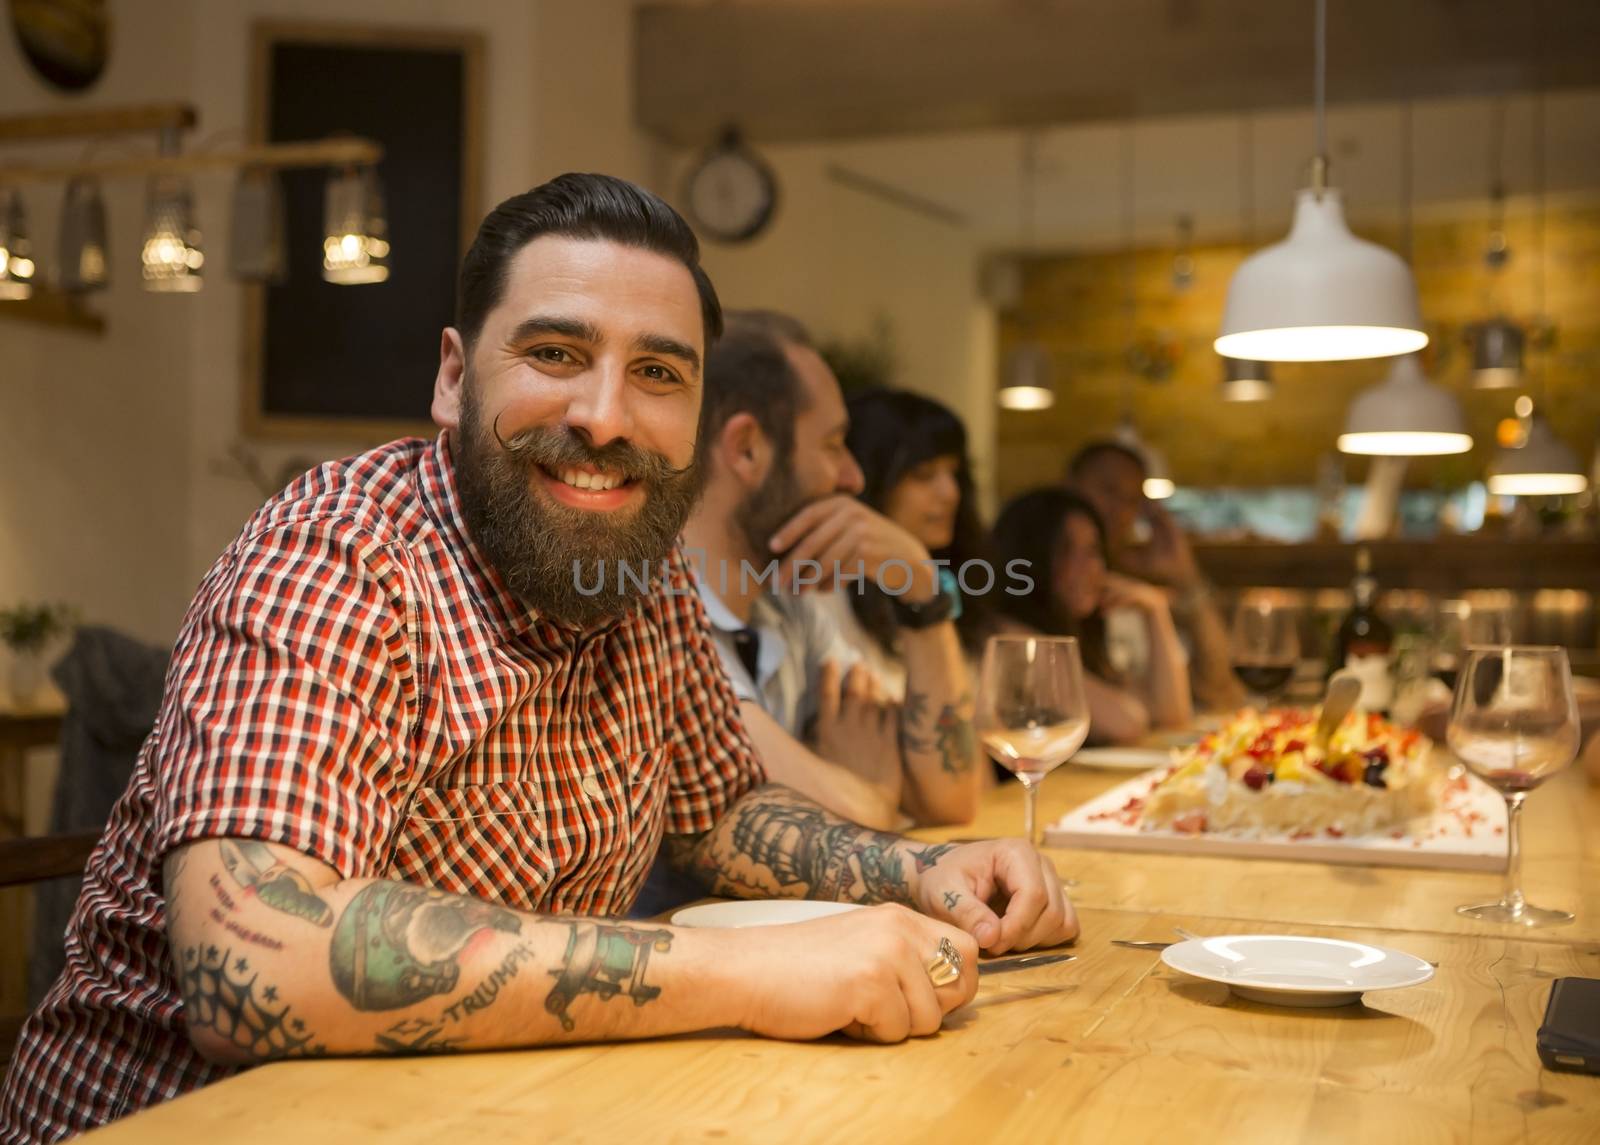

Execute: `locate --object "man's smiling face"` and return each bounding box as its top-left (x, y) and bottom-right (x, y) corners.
top-left (433, 234), bottom-right (708, 625)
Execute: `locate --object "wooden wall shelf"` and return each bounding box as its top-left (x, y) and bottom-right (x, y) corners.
top-left (0, 288), bottom-right (104, 335)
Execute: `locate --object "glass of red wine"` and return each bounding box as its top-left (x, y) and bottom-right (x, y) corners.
top-left (1450, 645), bottom-right (1579, 927)
top-left (1230, 600), bottom-right (1300, 704)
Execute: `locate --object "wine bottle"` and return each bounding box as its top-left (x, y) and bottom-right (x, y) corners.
top-left (1329, 546), bottom-right (1395, 711)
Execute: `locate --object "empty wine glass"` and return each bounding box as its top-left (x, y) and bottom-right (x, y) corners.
top-left (1449, 645), bottom-right (1579, 927)
top-left (976, 635), bottom-right (1090, 846)
top-left (1230, 600), bottom-right (1301, 704)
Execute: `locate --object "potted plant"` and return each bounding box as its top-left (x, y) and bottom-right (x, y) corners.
top-left (0, 602), bottom-right (75, 705)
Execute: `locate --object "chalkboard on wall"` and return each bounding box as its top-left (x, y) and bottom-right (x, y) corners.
top-left (242, 22), bottom-right (482, 440)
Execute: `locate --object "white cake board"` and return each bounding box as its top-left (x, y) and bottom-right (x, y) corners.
top-left (1045, 768), bottom-right (1508, 872)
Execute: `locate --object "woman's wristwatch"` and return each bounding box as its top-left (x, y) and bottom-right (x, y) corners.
top-left (892, 567), bottom-right (963, 630)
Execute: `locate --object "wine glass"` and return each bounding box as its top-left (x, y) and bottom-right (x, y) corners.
top-left (1448, 645), bottom-right (1580, 927)
top-left (1230, 600), bottom-right (1301, 704)
top-left (976, 635), bottom-right (1090, 846)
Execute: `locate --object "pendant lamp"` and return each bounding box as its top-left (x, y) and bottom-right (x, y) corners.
top-left (1220, 356), bottom-right (1275, 402)
top-left (1337, 354), bottom-right (1472, 456)
top-left (998, 341), bottom-right (1055, 411)
top-left (1488, 412), bottom-right (1586, 496)
top-left (997, 133), bottom-right (1054, 411)
top-left (59, 177), bottom-right (109, 292)
top-left (1113, 417), bottom-right (1174, 500)
top-left (1468, 317), bottom-right (1525, 389)
top-left (1215, 0), bottom-right (1426, 363)
top-left (0, 189), bottom-right (37, 300)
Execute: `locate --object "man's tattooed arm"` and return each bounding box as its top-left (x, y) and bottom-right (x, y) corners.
top-left (163, 837), bottom-right (745, 1063)
top-left (666, 784), bottom-right (959, 905)
top-left (898, 687), bottom-right (979, 778)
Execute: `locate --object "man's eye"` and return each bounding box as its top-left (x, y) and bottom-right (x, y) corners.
top-left (640, 364), bottom-right (680, 384)
top-left (532, 346), bottom-right (573, 363)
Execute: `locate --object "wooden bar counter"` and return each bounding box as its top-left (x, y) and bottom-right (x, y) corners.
top-left (83, 764), bottom-right (1600, 1144)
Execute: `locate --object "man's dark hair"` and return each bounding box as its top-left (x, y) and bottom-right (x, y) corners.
top-left (699, 310), bottom-right (815, 466)
top-left (455, 172), bottom-right (723, 350)
top-left (1066, 439), bottom-right (1148, 483)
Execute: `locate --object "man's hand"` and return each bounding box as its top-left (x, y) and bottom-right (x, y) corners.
top-left (810, 660), bottom-right (903, 806)
top-left (911, 838), bottom-right (1078, 955)
top-left (1118, 502), bottom-right (1201, 590)
top-left (730, 903), bottom-right (978, 1043)
top-left (769, 495), bottom-right (937, 602)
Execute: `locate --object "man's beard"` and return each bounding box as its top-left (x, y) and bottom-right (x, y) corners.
top-left (453, 381), bottom-right (703, 627)
top-left (734, 452), bottom-right (807, 565)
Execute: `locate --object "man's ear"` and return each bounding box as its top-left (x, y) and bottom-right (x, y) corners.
top-left (717, 411), bottom-right (774, 490)
top-left (431, 327), bottom-right (468, 430)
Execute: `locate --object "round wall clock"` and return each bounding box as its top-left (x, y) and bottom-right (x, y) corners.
top-left (9, 0), bottom-right (109, 92)
top-left (682, 128), bottom-right (778, 244)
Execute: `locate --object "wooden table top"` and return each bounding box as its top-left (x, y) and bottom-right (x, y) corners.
top-left (86, 761), bottom-right (1600, 1144)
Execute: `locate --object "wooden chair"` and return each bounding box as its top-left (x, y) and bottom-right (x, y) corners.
top-left (0, 830), bottom-right (99, 1072)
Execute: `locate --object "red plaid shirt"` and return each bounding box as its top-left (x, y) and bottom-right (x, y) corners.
top-left (1, 435), bottom-right (762, 1143)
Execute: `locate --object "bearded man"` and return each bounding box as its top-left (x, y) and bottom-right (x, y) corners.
top-left (678, 312), bottom-right (983, 835)
top-left (2, 175), bottom-right (1074, 1144)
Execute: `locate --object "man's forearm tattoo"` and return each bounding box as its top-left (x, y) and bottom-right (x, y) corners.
top-left (374, 1017), bottom-right (468, 1055)
top-left (330, 883), bottom-right (521, 1011)
top-left (544, 922), bottom-right (673, 1032)
top-left (700, 786), bottom-right (947, 901)
top-left (899, 689), bottom-right (977, 777)
top-left (178, 944), bottom-right (324, 1058)
top-left (220, 839), bottom-right (334, 927)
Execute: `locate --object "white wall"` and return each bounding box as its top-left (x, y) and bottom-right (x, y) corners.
top-left (1, 0), bottom-right (994, 657)
top-left (670, 143), bottom-right (995, 504)
top-left (0, 0), bottom-right (198, 649)
top-left (1, 0), bottom-right (657, 654)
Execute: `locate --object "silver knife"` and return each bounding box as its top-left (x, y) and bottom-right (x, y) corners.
top-left (976, 952), bottom-right (1076, 976)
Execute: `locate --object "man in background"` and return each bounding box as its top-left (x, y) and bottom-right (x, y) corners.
top-left (682, 311), bottom-right (983, 832)
top-left (1068, 441), bottom-right (1244, 711)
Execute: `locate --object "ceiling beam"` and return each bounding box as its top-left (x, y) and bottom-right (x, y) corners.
top-left (636, 0), bottom-right (1600, 144)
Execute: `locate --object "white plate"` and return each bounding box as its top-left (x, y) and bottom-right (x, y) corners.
top-left (1073, 747), bottom-right (1171, 770)
top-left (670, 900), bottom-right (864, 928)
top-left (1161, 934), bottom-right (1435, 1007)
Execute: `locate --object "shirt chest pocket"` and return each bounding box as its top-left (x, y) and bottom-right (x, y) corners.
top-left (387, 781), bottom-right (554, 912)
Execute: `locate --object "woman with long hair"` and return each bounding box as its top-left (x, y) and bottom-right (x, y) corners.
top-left (989, 487), bottom-right (1192, 744)
top-left (819, 388), bottom-right (994, 700)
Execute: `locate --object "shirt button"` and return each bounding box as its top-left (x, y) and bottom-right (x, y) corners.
top-left (581, 775), bottom-right (605, 800)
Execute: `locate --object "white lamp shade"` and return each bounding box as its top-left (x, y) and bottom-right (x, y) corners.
top-left (1488, 416), bottom-right (1587, 496)
top-left (1337, 354), bottom-right (1472, 456)
top-left (999, 341), bottom-right (1054, 410)
top-left (1216, 189), bottom-right (1428, 363)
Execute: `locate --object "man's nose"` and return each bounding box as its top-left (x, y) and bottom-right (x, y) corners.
top-left (564, 362), bottom-right (634, 450)
top-left (838, 450), bottom-right (866, 496)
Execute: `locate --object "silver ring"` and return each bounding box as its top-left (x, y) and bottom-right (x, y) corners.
top-left (926, 936), bottom-right (963, 987)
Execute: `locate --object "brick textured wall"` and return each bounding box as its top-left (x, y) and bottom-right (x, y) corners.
top-left (995, 202), bottom-right (1600, 500)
